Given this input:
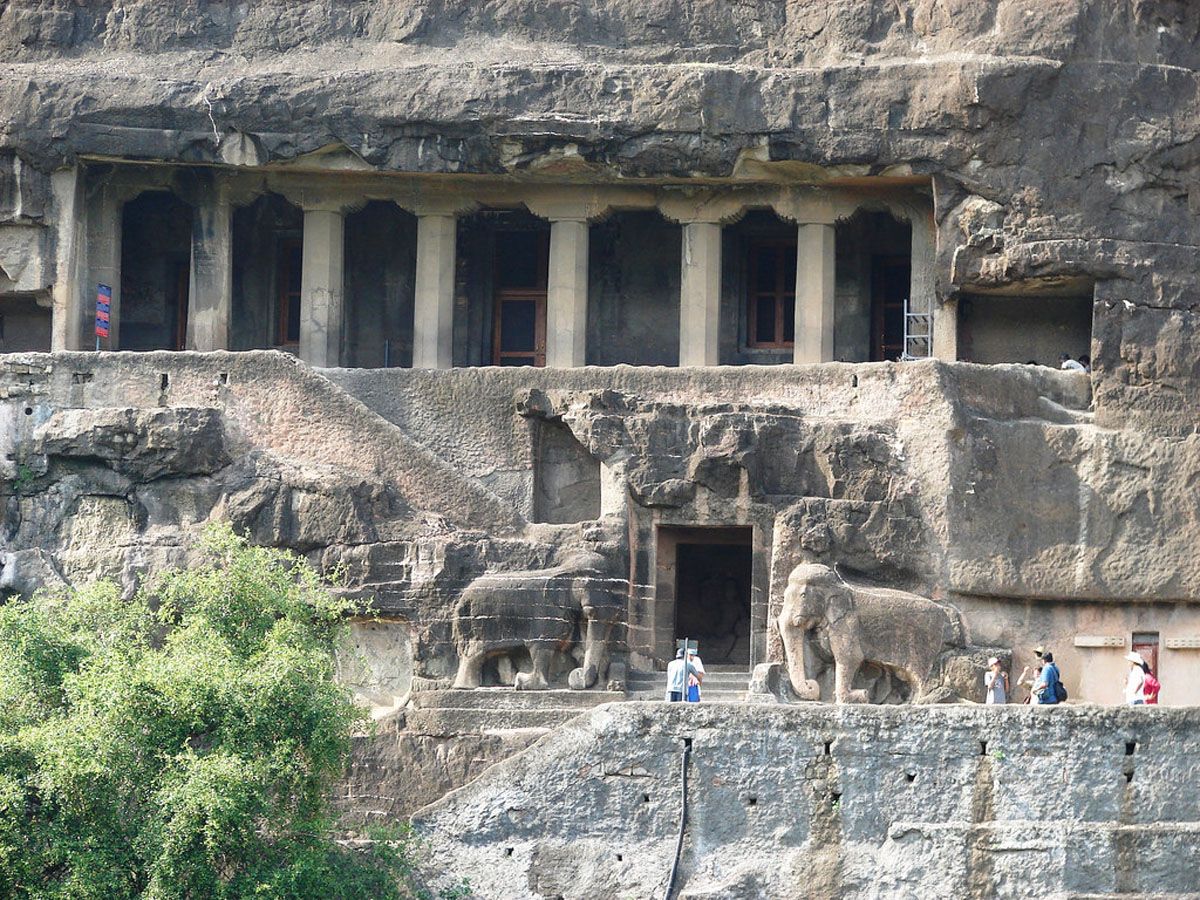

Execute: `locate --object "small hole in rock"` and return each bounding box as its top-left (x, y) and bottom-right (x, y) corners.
top-left (823, 740), bottom-right (832, 756)
top-left (159, 373), bottom-right (169, 390)
top-left (616, 854), bottom-right (623, 862)
top-left (1125, 771), bottom-right (1134, 784)
top-left (683, 737), bottom-right (693, 749)
top-left (831, 791), bottom-right (842, 804)
top-left (504, 847), bottom-right (513, 857)
top-left (851, 375), bottom-right (858, 388)
top-left (642, 793), bottom-right (650, 803)
top-left (1125, 742), bottom-right (1137, 756)
top-left (218, 372), bottom-right (229, 385)
top-left (24, 407), bottom-right (33, 416)
top-left (905, 772), bottom-right (916, 783)
top-left (747, 796), bottom-right (757, 806)
top-left (980, 741), bottom-right (988, 756)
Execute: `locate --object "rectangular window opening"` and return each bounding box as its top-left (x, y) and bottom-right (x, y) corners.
top-left (746, 240), bottom-right (797, 349)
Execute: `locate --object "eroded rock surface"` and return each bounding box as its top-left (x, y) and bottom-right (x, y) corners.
top-left (415, 703), bottom-right (1200, 899)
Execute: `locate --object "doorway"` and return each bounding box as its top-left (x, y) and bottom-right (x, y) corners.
top-left (657, 526), bottom-right (753, 668)
top-left (492, 229), bottom-right (548, 366)
top-left (870, 255), bottom-right (910, 362)
top-left (120, 191), bottom-right (193, 351)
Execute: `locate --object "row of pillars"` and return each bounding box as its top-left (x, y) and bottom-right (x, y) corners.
top-left (352, 213), bottom-right (836, 369)
top-left (395, 213), bottom-right (839, 369)
top-left (67, 186), bottom-right (925, 367)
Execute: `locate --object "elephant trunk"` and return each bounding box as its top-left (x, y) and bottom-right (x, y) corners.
top-left (780, 615), bottom-right (821, 701)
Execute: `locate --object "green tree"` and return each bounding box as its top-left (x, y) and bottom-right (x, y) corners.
top-left (0, 525), bottom-right (416, 899)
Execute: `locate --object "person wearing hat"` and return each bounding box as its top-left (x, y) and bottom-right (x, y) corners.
top-left (984, 657), bottom-right (1009, 704)
top-left (1124, 651), bottom-right (1147, 706)
top-left (664, 648), bottom-right (697, 703)
top-left (1032, 651), bottom-right (1063, 704)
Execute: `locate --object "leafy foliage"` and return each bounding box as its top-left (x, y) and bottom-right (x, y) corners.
top-left (0, 525), bottom-right (429, 899)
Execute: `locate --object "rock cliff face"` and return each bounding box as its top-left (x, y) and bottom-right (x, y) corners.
top-left (414, 702), bottom-right (1200, 900)
top-left (3, 3), bottom-right (1200, 895)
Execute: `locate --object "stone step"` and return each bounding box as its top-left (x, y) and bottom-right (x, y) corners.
top-left (410, 688), bottom-right (625, 711)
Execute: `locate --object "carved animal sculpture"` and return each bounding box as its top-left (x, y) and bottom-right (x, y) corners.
top-left (778, 562), bottom-right (966, 703)
top-left (452, 551), bottom-right (619, 691)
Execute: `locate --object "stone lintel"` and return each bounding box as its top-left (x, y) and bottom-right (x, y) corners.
top-left (658, 189), bottom-right (758, 225)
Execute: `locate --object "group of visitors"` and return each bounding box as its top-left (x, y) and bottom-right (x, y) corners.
top-left (665, 646), bottom-right (706, 703)
top-left (1059, 353), bottom-right (1091, 373)
top-left (1023, 353), bottom-right (1091, 371)
top-left (984, 646), bottom-right (1160, 705)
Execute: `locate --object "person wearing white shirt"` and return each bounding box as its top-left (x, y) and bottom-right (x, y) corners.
top-left (1124, 651), bottom-right (1146, 705)
top-left (665, 649), bottom-right (697, 702)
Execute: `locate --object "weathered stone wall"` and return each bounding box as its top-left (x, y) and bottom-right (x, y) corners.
top-left (5, 351), bottom-right (1200, 708)
top-left (415, 703), bottom-right (1200, 899)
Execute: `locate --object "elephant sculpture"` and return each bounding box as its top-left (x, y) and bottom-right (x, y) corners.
top-left (778, 562), bottom-right (966, 703)
top-left (452, 550), bottom-right (621, 691)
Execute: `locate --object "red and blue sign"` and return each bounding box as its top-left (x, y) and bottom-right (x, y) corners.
top-left (95, 284), bottom-right (111, 339)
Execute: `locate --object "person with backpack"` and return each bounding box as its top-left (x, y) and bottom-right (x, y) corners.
top-left (1124, 651), bottom-right (1147, 705)
top-left (1033, 651), bottom-right (1066, 704)
top-left (1142, 660), bottom-right (1161, 705)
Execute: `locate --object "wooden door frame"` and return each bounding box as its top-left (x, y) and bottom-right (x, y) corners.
top-left (870, 254), bottom-right (911, 362)
top-left (174, 259), bottom-right (189, 351)
top-left (491, 292), bottom-right (547, 366)
top-left (275, 238), bottom-right (302, 348)
top-left (746, 238), bottom-right (797, 349)
top-left (491, 227), bottom-right (549, 366)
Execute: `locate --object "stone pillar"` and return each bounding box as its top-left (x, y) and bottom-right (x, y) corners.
top-left (794, 223), bottom-right (836, 365)
top-left (187, 183), bottom-right (233, 352)
top-left (909, 209), bottom-right (938, 359)
top-left (50, 167), bottom-right (84, 351)
top-left (934, 298), bottom-right (959, 362)
top-left (412, 213), bottom-right (457, 369)
top-left (298, 207), bottom-right (345, 367)
top-left (545, 218), bottom-right (589, 368)
top-left (678, 221), bottom-right (722, 367)
top-left (85, 186), bottom-right (123, 350)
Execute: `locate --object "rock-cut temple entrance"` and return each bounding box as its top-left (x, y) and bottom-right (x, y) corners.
top-left (659, 526), bottom-right (753, 668)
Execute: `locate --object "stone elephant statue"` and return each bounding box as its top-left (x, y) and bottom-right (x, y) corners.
top-left (452, 551), bottom-right (621, 691)
top-left (779, 563), bottom-right (966, 703)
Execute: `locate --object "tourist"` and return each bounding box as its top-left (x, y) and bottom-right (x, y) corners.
top-left (1142, 660), bottom-right (1161, 705)
top-left (984, 657), bottom-right (1009, 704)
top-left (1032, 651), bottom-right (1063, 704)
top-left (664, 648), bottom-right (696, 702)
top-left (1060, 353), bottom-right (1087, 372)
top-left (686, 649), bottom-right (706, 703)
top-left (1078, 354), bottom-right (1091, 372)
top-left (1018, 665), bottom-right (1042, 704)
top-left (1124, 651), bottom-right (1146, 705)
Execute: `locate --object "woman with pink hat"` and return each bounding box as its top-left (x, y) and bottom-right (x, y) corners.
top-left (984, 657), bottom-right (1008, 704)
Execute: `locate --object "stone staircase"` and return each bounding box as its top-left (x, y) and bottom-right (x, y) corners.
top-left (625, 664), bottom-right (751, 703)
top-left (405, 688), bottom-right (626, 733)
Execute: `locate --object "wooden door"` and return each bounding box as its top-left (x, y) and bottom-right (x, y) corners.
top-left (173, 259), bottom-right (190, 350)
top-left (492, 229), bottom-right (549, 367)
top-left (871, 256), bottom-right (911, 362)
top-left (276, 239), bottom-right (303, 347)
top-left (1133, 632), bottom-right (1160, 675)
